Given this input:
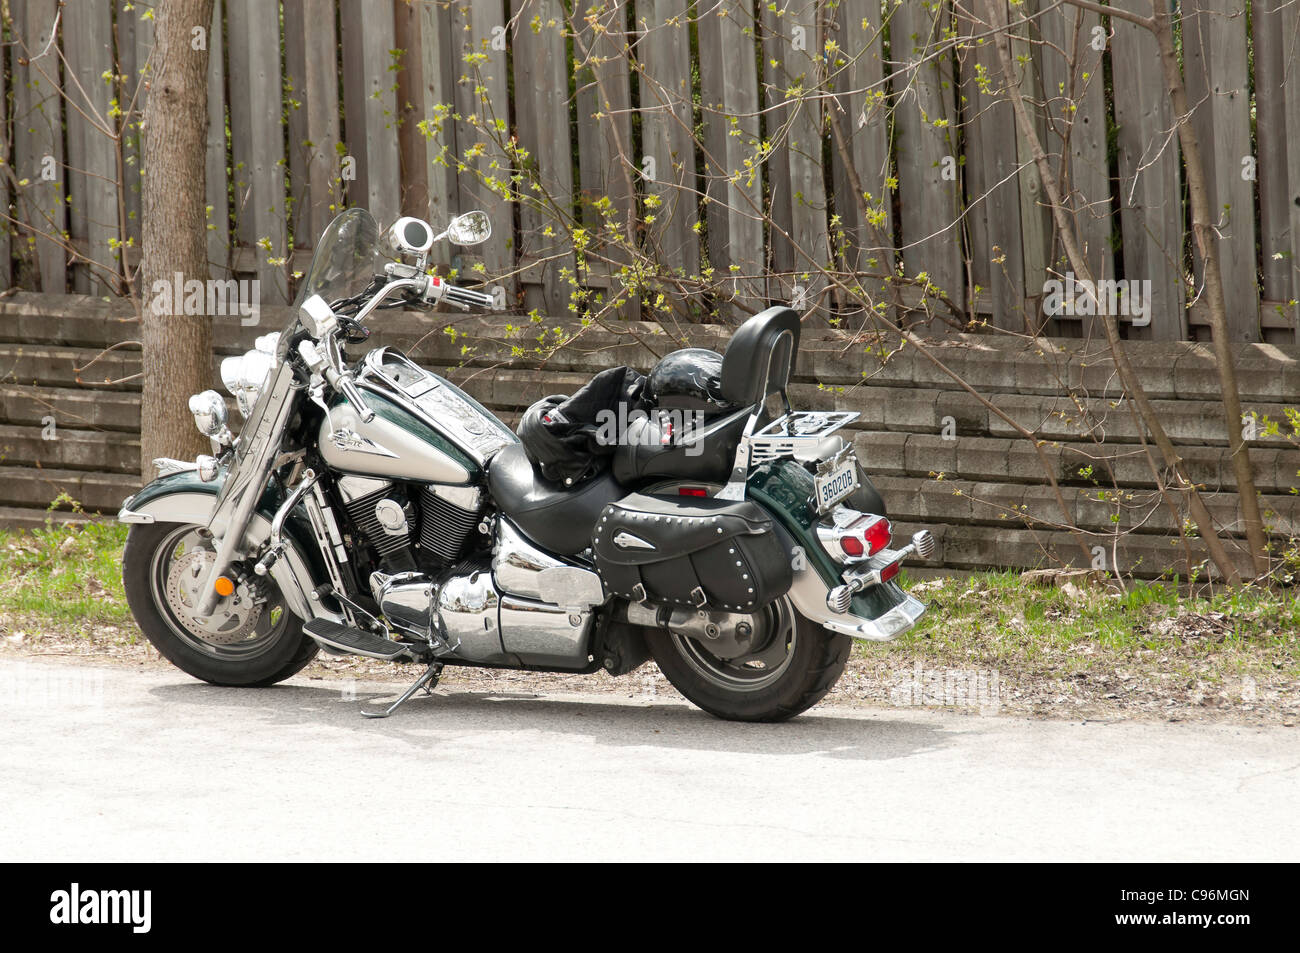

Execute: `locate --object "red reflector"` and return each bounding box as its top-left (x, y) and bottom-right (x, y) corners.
top-left (839, 535), bottom-right (865, 557)
top-left (678, 487), bottom-right (707, 497)
top-left (863, 518), bottom-right (892, 555)
top-left (880, 560), bottom-right (901, 583)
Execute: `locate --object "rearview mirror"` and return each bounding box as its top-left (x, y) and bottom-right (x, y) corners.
top-left (442, 210), bottom-right (491, 246)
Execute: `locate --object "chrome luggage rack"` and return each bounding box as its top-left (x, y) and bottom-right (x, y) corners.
top-left (718, 409), bottom-right (860, 499)
top-left (747, 411), bottom-right (860, 464)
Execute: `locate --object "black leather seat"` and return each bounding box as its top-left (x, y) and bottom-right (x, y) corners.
top-left (487, 443), bottom-right (622, 555)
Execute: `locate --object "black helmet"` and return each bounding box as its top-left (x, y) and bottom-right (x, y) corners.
top-left (647, 348), bottom-right (733, 411)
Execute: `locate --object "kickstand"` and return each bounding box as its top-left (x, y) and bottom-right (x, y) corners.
top-left (362, 661), bottom-right (443, 719)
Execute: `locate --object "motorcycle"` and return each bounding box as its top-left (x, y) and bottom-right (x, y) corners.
top-left (118, 207), bottom-right (933, 721)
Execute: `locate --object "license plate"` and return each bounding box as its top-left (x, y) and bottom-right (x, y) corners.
top-left (814, 457), bottom-right (858, 512)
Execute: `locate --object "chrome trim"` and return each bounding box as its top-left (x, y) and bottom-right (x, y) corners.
top-left (612, 531), bottom-right (655, 551)
top-left (357, 347), bottom-right (516, 465)
top-left (824, 531), bottom-right (932, 614)
top-left (253, 469), bottom-right (318, 577)
top-left (493, 519), bottom-right (605, 608)
top-left (438, 570), bottom-right (510, 664)
top-left (153, 457), bottom-right (198, 477)
top-left (425, 482), bottom-right (482, 511)
top-left (117, 499), bottom-right (155, 524)
top-left (820, 594), bottom-right (927, 642)
top-left (198, 359), bottom-right (301, 614)
top-left (815, 505), bottom-right (890, 565)
top-left (335, 474), bottom-right (390, 504)
top-left (499, 595), bottom-right (593, 669)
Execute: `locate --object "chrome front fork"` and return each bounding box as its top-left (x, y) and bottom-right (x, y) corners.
top-left (196, 361), bottom-right (302, 615)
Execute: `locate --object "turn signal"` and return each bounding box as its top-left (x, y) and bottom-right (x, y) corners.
top-left (213, 576), bottom-right (236, 597)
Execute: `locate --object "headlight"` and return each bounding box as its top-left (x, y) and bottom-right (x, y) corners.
top-left (188, 390), bottom-right (228, 437)
top-left (220, 350), bottom-right (275, 418)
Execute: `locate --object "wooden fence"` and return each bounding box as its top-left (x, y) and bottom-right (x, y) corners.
top-left (0, 1), bottom-right (1297, 343)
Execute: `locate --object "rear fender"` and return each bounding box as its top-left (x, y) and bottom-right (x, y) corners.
top-left (118, 472), bottom-right (333, 623)
top-left (748, 460), bottom-right (926, 642)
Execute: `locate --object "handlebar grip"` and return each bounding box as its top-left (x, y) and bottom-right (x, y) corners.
top-left (441, 283), bottom-right (497, 310)
top-left (336, 376), bottom-right (375, 423)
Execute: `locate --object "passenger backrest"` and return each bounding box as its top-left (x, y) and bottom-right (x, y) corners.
top-left (719, 306), bottom-right (801, 408)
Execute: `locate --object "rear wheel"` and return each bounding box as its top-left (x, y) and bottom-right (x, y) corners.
top-left (122, 521), bottom-right (318, 686)
top-left (645, 597), bottom-right (850, 722)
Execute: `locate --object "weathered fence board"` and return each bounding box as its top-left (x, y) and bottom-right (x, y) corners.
top-left (1035, 1), bottom-right (1112, 341)
top-left (761, 1), bottom-right (830, 313)
top-left (635, 0), bottom-right (699, 280)
top-left (205, 0), bottom-right (230, 277)
top-left (451, 0), bottom-right (515, 295)
top-left (284, 0), bottom-right (342, 255)
top-left (510, 0), bottom-right (576, 316)
top-left (1109, 2), bottom-right (1185, 342)
top-left (1182, 0), bottom-right (1259, 343)
top-left (697, 1), bottom-right (764, 319)
top-left (340, 0), bottom-right (401, 230)
top-left (960, 5), bottom-right (1027, 333)
top-left (828, 0), bottom-right (893, 303)
top-left (890, 1), bottom-right (964, 320)
top-left (0, 0), bottom-right (1294, 345)
top-left (573, 0), bottom-right (639, 319)
top-left (227, 0), bottom-right (289, 303)
top-left (395, 0), bottom-right (458, 270)
top-left (1253, 0), bottom-right (1293, 323)
top-left (62, 0), bottom-right (118, 295)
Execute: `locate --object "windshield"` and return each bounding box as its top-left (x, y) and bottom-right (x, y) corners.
top-left (294, 207), bottom-right (381, 307)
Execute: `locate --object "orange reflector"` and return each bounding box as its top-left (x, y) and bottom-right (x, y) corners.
top-left (213, 576), bottom-right (235, 597)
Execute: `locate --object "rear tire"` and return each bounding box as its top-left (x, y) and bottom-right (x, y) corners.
top-left (123, 521), bottom-right (318, 687)
top-left (645, 602), bottom-right (850, 722)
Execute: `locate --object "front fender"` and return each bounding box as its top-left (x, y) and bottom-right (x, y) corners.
top-left (118, 472), bottom-right (334, 623)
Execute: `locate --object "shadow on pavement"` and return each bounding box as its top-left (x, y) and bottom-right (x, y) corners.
top-left (148, 677), bottom-right (959, 762)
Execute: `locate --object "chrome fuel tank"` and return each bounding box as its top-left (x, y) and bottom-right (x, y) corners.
top-left (355, 347), bottom-right (517, 467)
top-left (319, 387), bottom-right (477, 483)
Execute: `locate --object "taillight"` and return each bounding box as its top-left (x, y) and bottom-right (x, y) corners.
top-left (862, 518), bottom-right (891, 554)
top-left (817, 512), bottom-right (892, 563)
top-left (678, 486), bottom-right (707, 497)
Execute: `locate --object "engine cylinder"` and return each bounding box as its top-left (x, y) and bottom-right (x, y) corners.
top-left (419, 485), bottom-right (482, 561)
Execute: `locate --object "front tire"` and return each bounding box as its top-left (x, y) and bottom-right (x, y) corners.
top-left (645, 599), bottom-right (851, 722)
top-left (123, 521), bottom-right (318, 686)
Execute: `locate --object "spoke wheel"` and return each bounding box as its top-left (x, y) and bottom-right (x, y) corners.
top-left (645, 598), bottom-right (851, 722)
top-left (124, 520), bottom-right (318, 686)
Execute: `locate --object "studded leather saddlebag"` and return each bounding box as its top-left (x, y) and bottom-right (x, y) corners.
top-left (591, 493), bottom-right (793, 612)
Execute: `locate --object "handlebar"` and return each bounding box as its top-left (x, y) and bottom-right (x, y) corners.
top-left (296, 273), bottom-right (498, 417)
top-left (439, 283), bottom-right (497, 310)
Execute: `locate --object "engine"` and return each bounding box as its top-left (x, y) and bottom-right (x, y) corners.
top-left (336, 475), bottom-right (484, 574)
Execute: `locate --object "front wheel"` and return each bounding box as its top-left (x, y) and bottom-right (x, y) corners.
top-left (644, 598), bottom-right (850, 722)
top-left (122, 521), bottom-right (318, 686)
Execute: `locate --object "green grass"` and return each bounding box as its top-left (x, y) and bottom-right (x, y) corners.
top-left (0, 518), bottom-right (132, 625)
top-left (874, 569), bottom-right (1300, 684)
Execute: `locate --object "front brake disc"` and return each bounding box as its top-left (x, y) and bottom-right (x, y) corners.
top-left (165, 550), bottom-right (264, 645)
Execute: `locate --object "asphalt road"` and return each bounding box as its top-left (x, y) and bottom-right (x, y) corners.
top-left (1, 658), bottom-right (1295, 861)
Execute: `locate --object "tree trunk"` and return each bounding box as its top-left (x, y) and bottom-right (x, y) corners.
top-left (1147, 3), bottom-right (1270, 575)
top-left (139, 0), bottom-right (217, 481)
